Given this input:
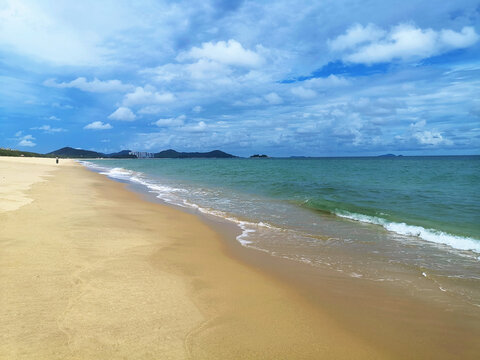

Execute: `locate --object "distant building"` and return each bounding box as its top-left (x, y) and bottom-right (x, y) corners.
top-left (129, 151), bottom-right (155, 158)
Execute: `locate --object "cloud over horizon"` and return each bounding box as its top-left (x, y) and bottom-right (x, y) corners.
top-left (1, 0), bottom-right (479, 156)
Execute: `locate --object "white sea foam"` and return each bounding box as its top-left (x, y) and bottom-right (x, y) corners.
top-left (180, 199), bottom-right (272, 246)
top-left (336, 211), bottom-right (480, 254)
top-left (82, 161), bottom-right (273, 247)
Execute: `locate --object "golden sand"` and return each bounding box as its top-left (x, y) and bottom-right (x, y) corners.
top-left (1, 157), bottom-right (478, 359)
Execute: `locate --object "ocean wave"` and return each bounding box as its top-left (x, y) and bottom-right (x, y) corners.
top-left (81, 161), bottom-right (277, 247)
top-left (335, 211), bottom-right (480, 254)
top-left (181, 199), bottom-right (280, 246)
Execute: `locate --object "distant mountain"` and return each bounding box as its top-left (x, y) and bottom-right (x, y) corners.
top-left (154, 149), bottom-right (236, 158)
top-left (48, 147), bottom-right (103, 158)
top-left (47, 147), bottom-right (236, 159)
top-left (48, 147), bottom-right (136, 158)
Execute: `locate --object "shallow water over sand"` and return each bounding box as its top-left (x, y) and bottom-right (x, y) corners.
top-left (84, 156), bottom-right (480, 309)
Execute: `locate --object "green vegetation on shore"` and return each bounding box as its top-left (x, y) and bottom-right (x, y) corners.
top-left (0, 149), bottom-right (52, 158)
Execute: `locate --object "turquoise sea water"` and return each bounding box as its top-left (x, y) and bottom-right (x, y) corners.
top-left (84, 156), bottom-right (480, 305)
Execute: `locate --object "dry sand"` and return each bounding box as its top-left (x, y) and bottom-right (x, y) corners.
top-left (1, 157), bottom-right (479, 359)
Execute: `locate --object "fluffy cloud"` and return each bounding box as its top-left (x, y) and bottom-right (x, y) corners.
top-left (329, 24), bottom-right (479, 64)
top-left (44, 77), bottom-right (132, 92)
top-left (409, 120), bottom-right (452, 146)
top-left (413, 130), bottom-right (452, 145)
top-left (154, 115), bottom-right (186, 127)
top-left (108, 107), bottom-right (136, 121)
top-left (328, 23), bottom-right (386, 51)
top-left (3, 1), bottom-right (479, 155)
top-left (177, 39), bottom-right (264, 67)
top-left (122, 86), bottom-right (175, 107)
top-left (84, 121), bottom-right (112, 130)
top-left (15, 133), bottom-right (36, 147)
top-left (186, 59), bottom-right (233, 81)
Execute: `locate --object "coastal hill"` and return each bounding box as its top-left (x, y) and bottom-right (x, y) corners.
top-left (45, 147), bottom-right (236, 159)
top-left (48, 147), bottom-right (109, 158)
top-left (0, 148), bottom-right (47, 157)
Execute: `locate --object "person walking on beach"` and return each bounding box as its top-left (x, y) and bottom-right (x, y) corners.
top-left (56, 157), bottom-right (59, 164)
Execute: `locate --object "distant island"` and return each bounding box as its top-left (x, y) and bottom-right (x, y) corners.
top-left (250, 154), bottom-right (269, 158)
top-left (378, 154), bottom-right (403, 157)
top-left (154, 149), bottom-right (236, 159)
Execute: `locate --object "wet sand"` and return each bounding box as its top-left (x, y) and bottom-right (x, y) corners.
top-left (1, 157), bottom-right (479, 359)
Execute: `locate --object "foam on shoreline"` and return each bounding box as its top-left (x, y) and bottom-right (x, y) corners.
top-left (81, 161), bottom-right (480, 258)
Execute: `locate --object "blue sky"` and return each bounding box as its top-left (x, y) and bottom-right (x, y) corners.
top-left (1, 0), bottom-right (479, 157)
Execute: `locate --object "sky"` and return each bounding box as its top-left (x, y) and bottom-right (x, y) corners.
top-left (1, 0), bottom-right (479, 157)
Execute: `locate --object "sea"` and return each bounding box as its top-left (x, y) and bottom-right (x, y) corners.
top-left (82, 156), bottom-right (480, 308)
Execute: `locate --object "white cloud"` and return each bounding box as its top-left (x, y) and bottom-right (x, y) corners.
top-left (181, 121), bottom-right (207, 132)
top-left (122, 86), bottom-right (175, 107)
top-left (31, 125), bottom-right (66, 133)
top-left (328, 23), bottom-right (386, 51)
top-left (0, 0), bottom-right (104, 65)
top-left (108, 107), bottom-right (136, 121)
top-left (18, 139), bottom-right (36, 147)
top-left (291, 86), bottom-right (317, 99)
top-left (44, 77), bottom-right (132, 92)
top-left (178, 39), bottom-right (264, 67)
top-left (84, 121), bottom-right (112, 130)
top-left (154, 115), bottom-right (186, 127)
top-left (329, 24), bottom-right (479, 64)
top-left (413, 130), bottom-right (452, 145)
top-left (48, 115), bottom-right (60, 121)
top-left (264, 92), bottom-right (283, 105)
top-left (16, 133), bottom-right (36, 147)
top-left (192, 106), bottom-right (203, 113)
top-left (186, 59), bottom-right (232, 80)
top-left (408, 120), bottom-right (452, 146)
top-left (304, 75), bottom-right (350, 88)
top-left (440, 27), bottom-right (479, 48)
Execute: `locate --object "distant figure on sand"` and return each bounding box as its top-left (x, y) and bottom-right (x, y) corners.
top-left (56, 157), bottom-right (59, 164)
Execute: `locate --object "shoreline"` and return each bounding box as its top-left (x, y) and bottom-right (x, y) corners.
top-left (81, 159), bottom-right (480, 358)
top-left (1, 157), bottom-right (479, 358)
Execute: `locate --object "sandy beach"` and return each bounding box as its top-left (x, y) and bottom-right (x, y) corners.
top-left (1, 157), bottom-right (479, 359)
